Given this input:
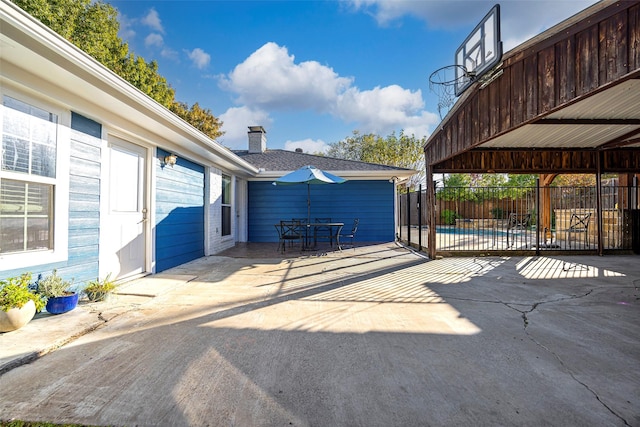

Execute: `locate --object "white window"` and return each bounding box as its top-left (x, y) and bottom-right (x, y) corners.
top-left (0, 94), bottom-right (69, 269)
top-left (221, 174), bottom-right (231, 236)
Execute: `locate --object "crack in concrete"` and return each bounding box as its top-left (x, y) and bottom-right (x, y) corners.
top-left (508, 290), bottom-right (593, 329)
top-left (519, 289), bottom-right (630, 426)
top-left (525, 331), bottom-right (632, 427)
top-left (444, 289), bottom-right (631, 426)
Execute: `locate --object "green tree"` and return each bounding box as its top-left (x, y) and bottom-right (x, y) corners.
top-left (10, 0), bottom-right (224, 140)
top-left (552, 174), bottom-right (597, 187)
top-left (327, 130), bottom-right (426, 188)
top-left (170, 102), bottom-right (223, 140)
top-left (469, 173), bottom-right (536, 200)
top-left (436, 174), bottom-right (475, 220)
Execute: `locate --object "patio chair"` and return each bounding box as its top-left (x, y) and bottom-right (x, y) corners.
top-left (291, 218), bottom-right (309, 247)
top-left (276, 220), bottom-right (304, 252)
top-left (338, 218), bottom-right (359, 250)
top-left (313, 217), bottom-right (334, 247)
top-left (506, 212), bottom-right (531, 248)
top-left (565, 212), bottom-right (592, 249)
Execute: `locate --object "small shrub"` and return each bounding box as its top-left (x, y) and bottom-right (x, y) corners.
top-left (0, 273), bottom-right (46, 312)
top-left (84, 274), bottom-right (116, 302)
top-left (37, 270), bottom-right (74, 299)
top-left (490, 207), bottom-right (504, 219)
top-left (441, 209), bottom-right (459, 225)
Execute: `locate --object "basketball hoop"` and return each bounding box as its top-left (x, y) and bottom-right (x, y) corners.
top-left (428, 65), bottom-right (475, 120)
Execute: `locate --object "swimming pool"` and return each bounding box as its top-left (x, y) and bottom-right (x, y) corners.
top-left (436, 226), bottom-right (510, 237)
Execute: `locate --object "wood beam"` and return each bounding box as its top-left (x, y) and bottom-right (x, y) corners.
top-left (534, 118), bottom-right (640, 125)
top-left (431, 149), bottom-right (640, 174)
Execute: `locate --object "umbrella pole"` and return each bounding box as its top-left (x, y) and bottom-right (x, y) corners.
top-left (307, 183), bottom-right (311, 224)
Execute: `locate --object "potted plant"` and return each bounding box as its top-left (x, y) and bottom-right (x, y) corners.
top-left (84, 273), bottom-right (116, 302)
top-left (37, 270), bottom-right (78, 315)
top-left (0, 273), bottom-right (46, 332)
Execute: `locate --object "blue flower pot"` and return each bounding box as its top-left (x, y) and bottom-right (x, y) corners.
top-left (46, 293), bottom-right (78, 315)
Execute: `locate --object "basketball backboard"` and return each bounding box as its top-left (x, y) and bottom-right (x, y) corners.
top-left (454, 4), bottom-right (502, 96)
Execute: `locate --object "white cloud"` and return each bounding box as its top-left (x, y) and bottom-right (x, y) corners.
top-left (219, 42), bottom-right (352, 110)
top-left (219, 42), bottom-right (436, 141)
top-left (284, 139), bottom-right (329, 154)
top-left (186, 48), bottom-right (211, 70)
top-left (117, 13), bottom-right (136, 40)
top-left (219, 107), bottom-right (272, 150)
top-left (161, 48), bottom-right (179, 61)
top-left (336, 85), bottom-right (439, 135)
top-left (145, 33), bottom-right (163, 48)
top-left (141, 8), bottom-right (164, 33)
top-left (348, 0), bottom-right (598, 50)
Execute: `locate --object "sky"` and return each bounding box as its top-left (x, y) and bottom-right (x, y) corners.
top-left (109, 0), bottom-right (598, 153)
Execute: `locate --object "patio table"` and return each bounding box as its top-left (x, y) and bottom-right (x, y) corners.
top-left (274, 222), bottom-right (344, 251)
top-left (305, 222), bottom-right (344, 250)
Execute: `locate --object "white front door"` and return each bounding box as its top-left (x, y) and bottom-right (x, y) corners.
top-left (106, 139), bottom-right (147, 280)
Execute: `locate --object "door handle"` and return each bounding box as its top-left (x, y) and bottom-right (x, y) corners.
top-left (138, 208), bottom-right (148, 224)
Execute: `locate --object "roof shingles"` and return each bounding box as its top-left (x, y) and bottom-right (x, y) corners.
top-left (233, 149), bottom-right (412, 172)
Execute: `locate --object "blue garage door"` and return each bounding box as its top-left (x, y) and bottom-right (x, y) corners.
top-left (155, 149), bottom-right (205, 271)
top-left (248, 180), bottom-right (394, 243)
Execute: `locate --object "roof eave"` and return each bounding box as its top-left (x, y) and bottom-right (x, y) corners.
top-left (0, 1), bottom-right (259, 176)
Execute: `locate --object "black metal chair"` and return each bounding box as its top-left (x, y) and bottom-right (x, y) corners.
top-left (338, 219), bottom-right (359, 250)
top-left (566, 212), bottom-right (592, 249)
top-left (291, 218), bottom-right (309, 248)
top-left (506, 213), bottom-right (531, 248)
top-left (313, 217), bottom-right (334, 247)
top-left (275, 220), bottom-right (304, 252)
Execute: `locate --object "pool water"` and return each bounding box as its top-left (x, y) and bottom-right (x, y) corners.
top-left (436, 226), bottom-right (510, 237)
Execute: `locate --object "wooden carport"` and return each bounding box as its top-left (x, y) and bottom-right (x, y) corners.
top-left (424, 0), bottom-right (640, 259)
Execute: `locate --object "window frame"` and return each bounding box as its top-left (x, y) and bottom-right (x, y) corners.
top-left (0, 89), bottom-right (70, 271)
top-left (221, 173), bottom-right (232, 237)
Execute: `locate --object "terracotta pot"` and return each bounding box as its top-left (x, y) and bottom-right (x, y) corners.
top-left (0, 299), bottom-right (36, 332)
top-left (46, 293), bottom-right (78, 315)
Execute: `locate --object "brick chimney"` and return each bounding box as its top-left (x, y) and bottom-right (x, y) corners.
top-left (248, 126), bottom-right (266, 153)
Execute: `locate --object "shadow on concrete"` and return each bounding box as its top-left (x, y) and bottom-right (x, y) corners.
top-left (0, 245), bottom-right (638, 426)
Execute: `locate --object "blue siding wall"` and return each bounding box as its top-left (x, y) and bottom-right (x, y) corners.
top-left (1, 127), bottom-right (101, 290)
top-left (155, 149), bottom-right (205, 272)
top-left (248, 180), bottom-right (394, 243)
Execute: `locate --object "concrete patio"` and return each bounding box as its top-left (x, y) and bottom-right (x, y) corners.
top-left (0, 242), bottom-right (639, 426)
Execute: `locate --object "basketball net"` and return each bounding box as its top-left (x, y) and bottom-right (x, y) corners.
top-left (429, 65), bottom-right (474, 120)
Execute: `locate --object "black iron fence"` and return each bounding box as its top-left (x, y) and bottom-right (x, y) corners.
top-left (398, 183), bottom-right (640, 255)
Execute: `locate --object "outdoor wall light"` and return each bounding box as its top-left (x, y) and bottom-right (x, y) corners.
top-left (164, 153), bottom-right (178, 167)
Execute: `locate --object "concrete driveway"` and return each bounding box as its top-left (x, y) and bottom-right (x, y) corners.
top-left (0, 243), bottom-right (639, 426)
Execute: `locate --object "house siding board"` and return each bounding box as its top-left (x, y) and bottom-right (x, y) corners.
top-left (631, 4), bottom-right (640, 71)
top-left (499, 66), bottom-right (511, 132)
top-left (488, 78), bottom-right (500, 136)
top-left (557, 37), bottom-right (575, 103)
top-left (478, 85), bottom-right (490, 141)
top-left (248, 180), bottom-right (394, 243)
top-left (155, 149), bottom-right (205, 272)
top-left (524, 54), bottom-right (538, 120)
top-left (63, 130), bottom-right (101, 284)
top-left (599, 10), bottom-right (628, 83)
top-left (576, 25), bottom-right (600, 96)
top-left (1, 130), bottom-right (101, 284)
top-left (538, 45), bottom-right (556, 113)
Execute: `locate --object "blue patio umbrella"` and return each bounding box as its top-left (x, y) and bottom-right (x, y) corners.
top-left (273, 165), bottom-right (347, 223)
